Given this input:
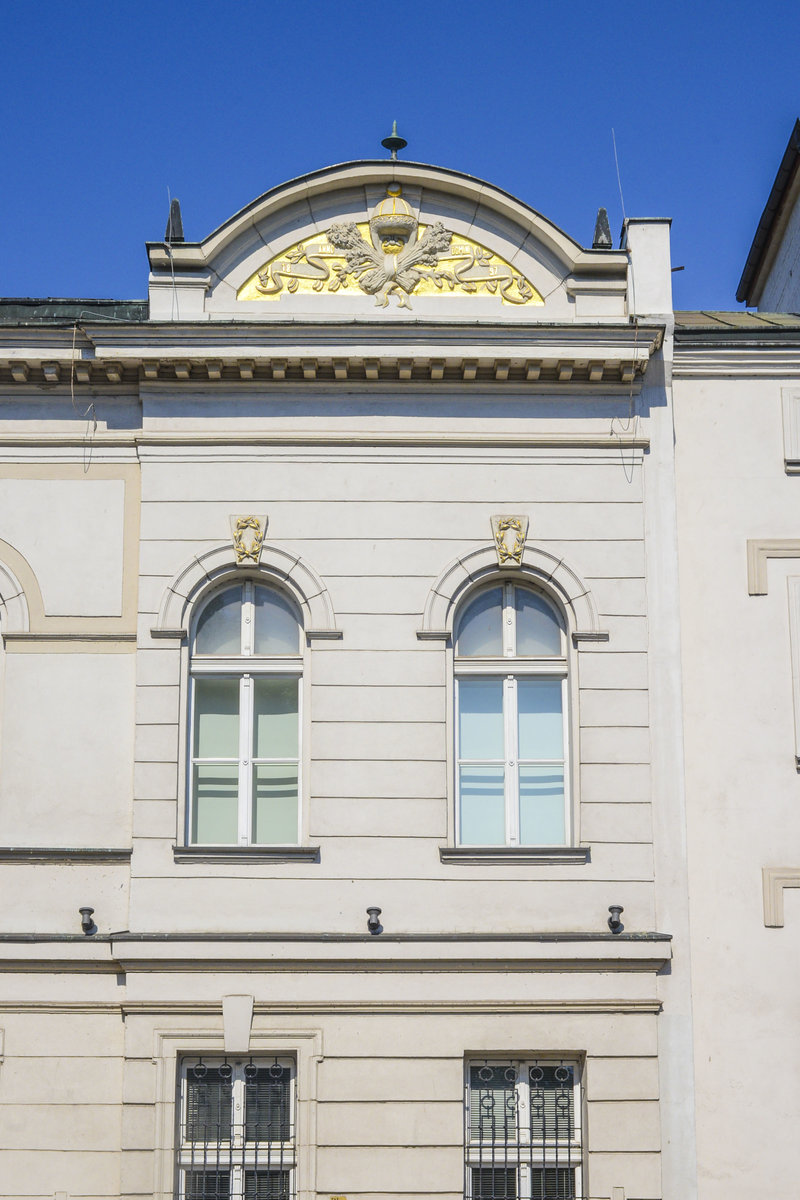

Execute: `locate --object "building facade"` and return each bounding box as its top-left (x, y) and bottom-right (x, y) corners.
top-left (0, 149), bottom-right (797, 1200)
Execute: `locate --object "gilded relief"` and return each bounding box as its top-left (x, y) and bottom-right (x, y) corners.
top-left (237, 185), bottom-right (542, 310)
top-left (491, 515), bottom-right (529, 566)
top-left (230, 515), bottom-right (266, 565)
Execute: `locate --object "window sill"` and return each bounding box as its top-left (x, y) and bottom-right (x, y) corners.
top-left (439, 845), bottom-right (590, 866)
top-left (173, 845), bottom-right (320, 864)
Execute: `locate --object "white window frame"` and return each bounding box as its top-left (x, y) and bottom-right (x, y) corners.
top-left (465, 1058), bottom-right (583, 1200)
top-left (454, 582), bottom-right (570, 847)
top-left (176, 1054), bottom-right (296, 1200)
top-left (188, 580), bottom-right (303, 846)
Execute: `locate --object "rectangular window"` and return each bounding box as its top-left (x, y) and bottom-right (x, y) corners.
top-left (456, 677), bottom-right (568, 846)
top-left (465, 1060), bottom-right (582, 1200)
top-left (190, 675), bottom-right (300, 845)
top-left (177, 1058), bottom-right (296, 1200)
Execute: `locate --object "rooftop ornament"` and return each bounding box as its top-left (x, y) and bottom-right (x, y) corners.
top-left (381, 120), bottom-right (407, 161)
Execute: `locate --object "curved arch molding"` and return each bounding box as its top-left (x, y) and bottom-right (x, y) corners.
top-left (154, 544), bottom-right (341, 640)
top-left (418, 544), bottom-right (607, 643)
top-left (0, 549), bottom-right (33, 634)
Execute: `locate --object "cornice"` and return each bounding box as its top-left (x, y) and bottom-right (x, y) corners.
top-left (0, 320), bottom-right (663, 389)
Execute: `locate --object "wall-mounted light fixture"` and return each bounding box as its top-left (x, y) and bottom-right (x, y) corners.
top-left (366, 906), bottom-right (383, 935)
top-left (79, 906), bottom-right (96, 935)
top-left (607, 905), bottom-right (624, 934)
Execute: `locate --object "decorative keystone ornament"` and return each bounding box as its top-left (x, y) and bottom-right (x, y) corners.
top-left (491, 515), bottom-right (529, 566)
top-left (230, 515), bottom-right (267, 565)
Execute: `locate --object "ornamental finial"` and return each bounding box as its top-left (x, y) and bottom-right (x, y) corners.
top-left (381, 120), bottom-right (407, 161)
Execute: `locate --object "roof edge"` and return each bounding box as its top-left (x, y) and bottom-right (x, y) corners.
top-left (737, 119), bottom-right (800, 305)
top-left (147, 159), bottom-right (628, 279)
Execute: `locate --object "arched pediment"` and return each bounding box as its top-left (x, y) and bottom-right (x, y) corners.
top-left (418, 544), bottom-right (607, 643)
top-left (154, 544), bottom-right (341, 641)
top-left (148, 161), bottom-right (629, 322)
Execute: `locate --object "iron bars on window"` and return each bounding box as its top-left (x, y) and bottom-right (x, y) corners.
top-left (177, 1057), bottom-right (296, 1200)
top-left (465, 1060), bottom-right (583, 1200)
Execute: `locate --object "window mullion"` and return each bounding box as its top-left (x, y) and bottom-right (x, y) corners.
top-left (239, 675), bottom-right (253, 844)
top-left (242, 580), bottom-right (254, 655)
top-left (517, 1066), bottom-right (531, 1200)
top-left (561, 677), bottom-right (571, 846)
top-left (503, 581), bottom-right (515, 656)
top-left (505, 676), bottom-right (519, 844)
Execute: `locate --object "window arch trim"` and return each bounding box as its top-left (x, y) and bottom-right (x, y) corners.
top-left (154, 543), bottom-right (341, 640)
top-left (418, 543), bottom-right (606, 643)
top-left (0, 550), bottom-right (32, 635)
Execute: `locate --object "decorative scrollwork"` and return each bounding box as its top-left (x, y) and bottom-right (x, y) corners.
top-left (238, 185), bottom-right (542, 311)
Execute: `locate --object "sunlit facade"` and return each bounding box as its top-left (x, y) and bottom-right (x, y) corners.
top-left (0, 147), bottom-right (798, 1200)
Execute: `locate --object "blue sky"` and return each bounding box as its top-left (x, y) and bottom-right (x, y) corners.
top-left (1, 0), bottom-right (798, 311)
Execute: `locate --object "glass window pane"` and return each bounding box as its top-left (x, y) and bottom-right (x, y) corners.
top-left (472, 1169), bottom-right (517, 1200)
top-left (245, 1067), bottom-right (292, 1141)
top-left (469, 1064), bottom-right (518, 1142)
top-left (530, 1169), bottom-right (575, 1200)
top-left (459, 765), bottom-right (506, 845)
top-left (458, 679), bottom-right (504, 760)
top-left (186, 1067), bottom-right (233, 1141)
top-left (253, 765), bottom-right (298, 844)
top-left (192, 765), bottom-right (239, 843)
top-left (194, 678), bottom-right (240, 758)
top-left (254, 678), bottom-right (298, 758)
top-left (254, 587), bottom-right (300, 654)
top-left (519, 766), bottom-right (565, 844)
top-left (515, 589), bottom-right (563, 656)
top-left (186, 1172), bottom-right (231, 1200)
top-left (528, 1064), bottom-right (575, 1143)
top-left (517, 680), bottom-right (563, 759)
top-left (195, 587), bottom-right (242, 655)
top-left (456, 587), bottom-right (503, 656)
top-left (245, 1172), bottom-right (291, 1200)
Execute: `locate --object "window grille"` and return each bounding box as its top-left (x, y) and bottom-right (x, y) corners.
top-left (465, 1060), bottom-right (583, 1200)
top-left (177, 1057), bottom-right (296, 1200)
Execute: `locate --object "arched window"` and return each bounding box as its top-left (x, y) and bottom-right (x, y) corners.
top-left (189, 580), bottom-right (302, 845)
top-left (455, 582), bottom-right (569, 846)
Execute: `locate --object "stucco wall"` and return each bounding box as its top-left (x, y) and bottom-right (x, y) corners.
top-left (673, 368), bottom-right (800, 1198)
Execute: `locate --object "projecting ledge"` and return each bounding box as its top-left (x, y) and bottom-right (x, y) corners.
top-left (172, 845), bottom-right (320, 864)
top-left (105, 935), bottom-right (671, 974)
top-left (440, 846), bottom-right (590, 866)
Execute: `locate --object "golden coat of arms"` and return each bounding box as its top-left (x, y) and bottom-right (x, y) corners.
top-left (238, 185), bottom-right (542, 310)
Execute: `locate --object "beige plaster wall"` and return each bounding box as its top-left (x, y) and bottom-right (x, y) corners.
top-left (0, 373), bottom-right (666, 1197)
top-left (0, 477), bottom-right (125, 616)
top-left (0, 970), bottom-right (662, 1200)
top-left (129, 398), bottom-right (654, 937)
top-left (0, 652), bottom-right (136, 848)
top-left (673, 373), bottom-right (800, 1198)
